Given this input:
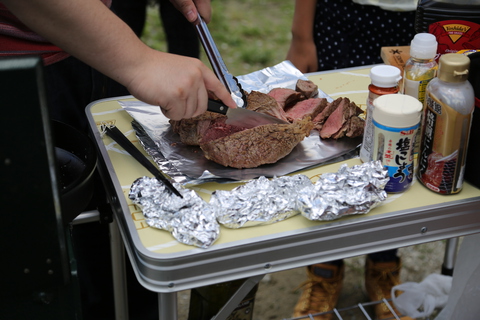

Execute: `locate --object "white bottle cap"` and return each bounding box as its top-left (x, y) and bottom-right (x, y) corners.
top-left (373, 94), bottom-right (422, 128)
top-left (370, 65), bottom-right (402, 88)
top-left (410, 33), bottom-right (438, 60)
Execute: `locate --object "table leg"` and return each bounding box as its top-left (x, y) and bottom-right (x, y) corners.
top-left (110, 219), bottom-right (129, 320)
top-left (159, 292), bottom-right (178, 320)
top-left (442, 237), bottom-right (460, 276)
top-left (212, 274), bottom-right (264, 320)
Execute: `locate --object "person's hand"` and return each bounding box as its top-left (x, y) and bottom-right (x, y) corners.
top-left (125, 47), bottom-right (236, 120)
top-left (170, 0), bottom-right (212, 23)
top-left (286, 38), bottom-right (318, 74)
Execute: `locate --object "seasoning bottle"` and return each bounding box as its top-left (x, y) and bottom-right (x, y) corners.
top-left (372, 94), bottom-right (423, 193)
top-left (403, 32), bottom-right (438, 154)
top-left (417, 53), bottom-right (475, 195)
top-left (188, 279), bottom-right (258, 320)
top-left (359, 65), bottom-right (402, 163)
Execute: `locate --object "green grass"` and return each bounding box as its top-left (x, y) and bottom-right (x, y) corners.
top-left (141, 0), bottom-right (294, 76)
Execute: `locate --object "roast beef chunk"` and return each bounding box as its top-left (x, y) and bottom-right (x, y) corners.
top-left (285, 98), bottom-right (328, 122)
top-left (295, 79), bottom-right (319, 98)
top-left (320, 97), bottom-right (359, 139)
top-left (199, 118), bottom-right (314, 169)
top-left (268, 87), bottom-right (306, 111)
top-left (246, 90), bottom-right (289, 122)
top-left (170, 111), bottom-right (226, 146)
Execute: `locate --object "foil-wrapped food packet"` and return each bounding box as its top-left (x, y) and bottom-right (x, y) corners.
top-left (211, 175), bottom-right (313, 228)
top-left (129, 177), bottom-right (220, 248)
top-left (297, 161), bottom-right (389, 221)
top-left (129, 161), bottom-right (388, 248)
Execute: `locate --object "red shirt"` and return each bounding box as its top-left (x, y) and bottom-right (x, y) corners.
top-left (0, 1), bottom-right (111, 65)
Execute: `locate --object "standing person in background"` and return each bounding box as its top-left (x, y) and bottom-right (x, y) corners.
top-left (287, 1), bottom-right (416, 319)
top-left (112, 0), bottom-right (200, 58)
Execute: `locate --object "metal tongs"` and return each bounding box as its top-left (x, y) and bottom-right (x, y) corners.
top-left (101, 124), bottom-right (183, 198)
top-left (194, 13), bottom-right (247, 108)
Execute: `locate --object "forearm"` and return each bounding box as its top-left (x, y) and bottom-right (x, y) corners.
top-left (2, 0), bottom-right (152, 87)
top-left (291, 0), bottom-right (316, 42)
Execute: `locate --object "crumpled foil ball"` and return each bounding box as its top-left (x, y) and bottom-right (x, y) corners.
top-left (297, 161), bottom-right (389, 221)
top-left (129, 177), bottom-right (220, 248)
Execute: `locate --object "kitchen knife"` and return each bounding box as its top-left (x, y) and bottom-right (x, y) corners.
top-left (207, 99), bottom-right (288, 128)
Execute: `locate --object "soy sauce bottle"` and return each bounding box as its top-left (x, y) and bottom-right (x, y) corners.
top-left (417, 53), bottom-right (475, 194)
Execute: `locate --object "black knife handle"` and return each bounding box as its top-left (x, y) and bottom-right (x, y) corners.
top-left (207, 99), bottom-right (229, 115)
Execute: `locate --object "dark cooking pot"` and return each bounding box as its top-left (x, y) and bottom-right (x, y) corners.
top-left (52, 120), bottom-right (97, 224)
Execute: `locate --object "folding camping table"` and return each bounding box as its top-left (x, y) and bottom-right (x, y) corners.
top-left (86, 65), bottom-right (480, 320)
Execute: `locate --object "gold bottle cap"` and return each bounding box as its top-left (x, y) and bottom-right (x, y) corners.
top-left (437, 53), bottom-right (470, 83)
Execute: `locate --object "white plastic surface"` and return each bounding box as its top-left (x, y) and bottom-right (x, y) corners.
top-left (370, 65), bottom-right (402, 88)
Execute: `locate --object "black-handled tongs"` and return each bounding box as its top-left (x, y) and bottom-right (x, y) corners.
top-left (194, 13), bottom-right (247, 108)
top-left (102, 124), bottom-right (183, 198)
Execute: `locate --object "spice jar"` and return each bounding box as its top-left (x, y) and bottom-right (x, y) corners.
top-left (372, 94), bottom-right (423, 193)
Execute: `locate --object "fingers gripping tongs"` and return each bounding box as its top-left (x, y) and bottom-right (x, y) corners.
top-left (194, 14), bottom-right (247, 108)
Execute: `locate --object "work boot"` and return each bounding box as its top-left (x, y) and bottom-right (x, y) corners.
top-left (293, 263), bottom-right (344, 320)
top-left (365, 257), bottom-right (413, 320)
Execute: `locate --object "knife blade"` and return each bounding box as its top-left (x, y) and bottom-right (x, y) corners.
top-left (207, 99), bottom-right (288, 128)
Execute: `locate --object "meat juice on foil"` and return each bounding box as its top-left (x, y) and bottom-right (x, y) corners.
top-left (129, 161), bottom-right (389, 248)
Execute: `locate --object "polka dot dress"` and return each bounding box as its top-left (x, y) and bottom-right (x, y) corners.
top-left (314, 0), bottom-right (416, 71)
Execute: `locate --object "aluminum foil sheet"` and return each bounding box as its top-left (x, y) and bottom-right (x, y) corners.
top-left (120, 61), bottom-right (361, 185)
top-left (210, 175), bottom-right (313, 228)
top-left (297, 161), bottom-right (389, 221)
top-left (129, 177), bottom-right (220, 248)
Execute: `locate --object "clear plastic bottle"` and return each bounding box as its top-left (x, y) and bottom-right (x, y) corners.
top-left (403, 33), bottom-right (438, 102)
top-left (403, 33), bottom-right (438, 154)
top-left (417, 53), bottom-right (475, 194)
top-left (359, 65), bottom-right (402, 163)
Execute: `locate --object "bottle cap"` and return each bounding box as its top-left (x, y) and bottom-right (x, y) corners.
top-left (410, 33), bottom-right (438, 60)
top-left (373, 94), bottom-right (422, 128)
top-left (437, 53), bottom-right (470, 83)
top-left (370, 65), bottom-right (402, 88)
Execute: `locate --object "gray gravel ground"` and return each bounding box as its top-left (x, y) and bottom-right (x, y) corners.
top-left (177, 239), bottom-right (459, 319)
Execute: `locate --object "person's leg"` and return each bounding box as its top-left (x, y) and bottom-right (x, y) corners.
top-left (293, 260), bottom-right (344, 320)
top-left (111, 0), bottom-right (148, 37)
top-left (158, 0), bottom-right (200, 58)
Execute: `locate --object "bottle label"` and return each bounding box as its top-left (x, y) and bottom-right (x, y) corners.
top-left (417, 92), bottom-right (472, 194)
top-left (428, 20), bottom-right (480, 56)
top-left (372, 121), bottom-right (418, 193)
top-left (404, 78), bottom-right (431, 103)
top-left (359, 92), bottom-right (380, 162)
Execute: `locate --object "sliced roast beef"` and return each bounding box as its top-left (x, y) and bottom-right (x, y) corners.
top-left (246, 90), bottom-right (289, 122)
top-left (330, 115), bottom-right (365, 139)
top-left (199, 117), bottom-right (314, 169)
top-left (319, 98), bottom-right (360, 139)
top-left (312, 97), bottom-right (343, 130)
top-left (345, 116), bottom-right (365, 138)
top-left (268, 87), bottom-right (306, 111)
top-left (285, 98), bottom-right (328, 122)
top-left (170, 111), bottom-right (226, 146)
top-left (295, 79), bottom-right (319, 98)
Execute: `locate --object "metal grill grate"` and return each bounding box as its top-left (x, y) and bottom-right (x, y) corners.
top-left (282, 298), bottom-right (436, 320)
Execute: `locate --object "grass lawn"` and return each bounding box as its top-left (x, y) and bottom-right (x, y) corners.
top-left (141, 0), bottom-right (295, 77)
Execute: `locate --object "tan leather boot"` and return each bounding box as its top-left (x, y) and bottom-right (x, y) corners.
top-left (365, 257), bottom-right (414, 320)
top-left (293, 263), bottom-right (344, 320)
